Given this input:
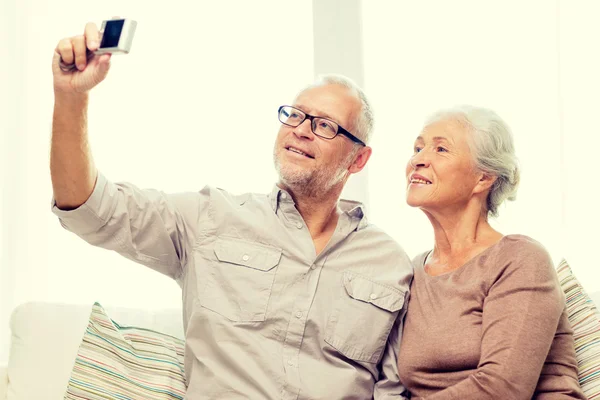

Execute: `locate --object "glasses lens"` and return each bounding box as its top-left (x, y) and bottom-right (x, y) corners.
top-left (312, 118), bottom-right (338, 139)
top-left (279, 106), bottom-right (305, 126)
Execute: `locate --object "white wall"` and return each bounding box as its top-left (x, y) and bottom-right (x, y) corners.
top-left (558, 0), bottom-right (600, 291)
top-left (312, 0), bottom-right (369, 207)
top-left (0, 0), bottom-right (22, 369)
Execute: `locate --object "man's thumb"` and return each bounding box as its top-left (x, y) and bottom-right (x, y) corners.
top-left (96, 55), bottom-right (111, 79)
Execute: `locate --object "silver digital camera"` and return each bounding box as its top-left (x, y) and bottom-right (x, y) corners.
top-left (95, 18), bottom-right (137, 55)
top-left (58, 18), bottom-right (137, 72)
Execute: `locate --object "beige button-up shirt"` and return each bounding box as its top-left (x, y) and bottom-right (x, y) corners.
top-left (52, 173), bottom-right (413, 399)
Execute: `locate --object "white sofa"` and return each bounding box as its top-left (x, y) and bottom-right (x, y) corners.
top-left (0, 302), bottom-right (184, 400)
top-left (2, 293), bottom-right (600, 400)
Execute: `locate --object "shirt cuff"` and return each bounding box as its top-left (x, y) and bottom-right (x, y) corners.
top-left (50, 172), bottom-right (110, 235)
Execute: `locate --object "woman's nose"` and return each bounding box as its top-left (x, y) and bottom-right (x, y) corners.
top-left (410, 151), bottom-right (430, 168)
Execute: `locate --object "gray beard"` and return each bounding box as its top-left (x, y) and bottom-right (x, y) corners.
top-left (273, 151), bottom-right (351, 199)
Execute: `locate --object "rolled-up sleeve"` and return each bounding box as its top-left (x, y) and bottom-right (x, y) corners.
top-left (51, 172), bottom-right (209, 280)
top-left (374, 250), bottom-right (413, 400)
top-left (374, 307), bottom-right (411, 399)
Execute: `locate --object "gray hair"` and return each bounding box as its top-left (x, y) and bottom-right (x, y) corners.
top-left (425, 105), bottom-right (520, 218)
top-left (296, 73), bottom-right (374, 144)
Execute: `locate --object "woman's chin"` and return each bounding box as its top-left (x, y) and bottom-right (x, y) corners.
top-left (406, 197), bottom-right (438, 213)
top-left (406, 196), bottom-right (423, 208)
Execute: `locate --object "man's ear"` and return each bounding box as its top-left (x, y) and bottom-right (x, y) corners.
top-left (348, 146), bottom-right (372, 174)
top-left (473, 173), bottom-right (497, 195)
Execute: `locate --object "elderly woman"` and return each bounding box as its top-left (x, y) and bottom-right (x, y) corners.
top-left (398, 106), bottom-right (585, 399)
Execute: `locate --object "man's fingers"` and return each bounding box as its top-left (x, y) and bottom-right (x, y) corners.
top-left (56, 38), bottom-right (74, 66)
top-left (72, 35), bottom-right (88, 71)
top-left (84, 22), bottom-right (100, 51)
top-left (97, 54), bottom-right (112, 74)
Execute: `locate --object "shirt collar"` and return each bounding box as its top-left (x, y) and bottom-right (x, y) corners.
top-left (269, 184), bottom-right (290, 214)
top-left (339, 199), bottom-right (369, 230)
top-left (268, 184), bottom-right (368, 231)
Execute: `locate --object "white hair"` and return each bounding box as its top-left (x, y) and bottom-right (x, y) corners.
top-left (296, 73), bottom-right (374, 144)
top-left (425, 105), bottom-right (520, 218)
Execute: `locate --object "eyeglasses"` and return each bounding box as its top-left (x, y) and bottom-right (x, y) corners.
top-left (278, 105), bottom-right (366, 147)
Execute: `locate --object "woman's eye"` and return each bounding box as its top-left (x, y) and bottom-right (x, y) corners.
top-left (437, 147), bottom-right (447, 152)
top-left (414, 147), bottom-right (422, 153)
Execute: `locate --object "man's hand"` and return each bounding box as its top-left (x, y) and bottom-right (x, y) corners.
top-left (52, 22), bottom-right (111, 94)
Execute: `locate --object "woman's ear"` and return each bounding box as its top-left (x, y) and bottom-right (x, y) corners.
top-left (473, 173), bottom-right (497, 195)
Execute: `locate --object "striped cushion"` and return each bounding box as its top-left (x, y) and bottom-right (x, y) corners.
top-left (557, 259), bottom-right (600, 399)
top-left (64, 302), bottom-right (186, 399)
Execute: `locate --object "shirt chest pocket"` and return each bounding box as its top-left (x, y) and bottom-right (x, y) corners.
top-left (325, 271), bottom-right (406, 364)
top-left (199, 237), bottom-right (283, 322)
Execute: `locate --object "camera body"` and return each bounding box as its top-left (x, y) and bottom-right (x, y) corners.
top-left (95, 18), bottom-right (137, 55)
top-left (58, 18), bottom-right (137, 72)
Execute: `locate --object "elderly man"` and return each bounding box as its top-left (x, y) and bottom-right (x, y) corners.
top-left (50, 22), bottom-right (413, 399)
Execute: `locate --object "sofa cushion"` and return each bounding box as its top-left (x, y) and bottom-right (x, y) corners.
top-left (64, 302), bottom-right (186, 399)
top-left (6, 302), bottom-right (183, 400)
top-left (592, 292), bottom-right (600, 319)
top-left (557, 259), bottom-right (600, 399)
top-left (7, 303), bottom-right (98, 400)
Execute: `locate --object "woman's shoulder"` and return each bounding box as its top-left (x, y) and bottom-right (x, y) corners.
top-left (411, 250), bottom-right (432, 270)
top-left (487, 234), bottom-right (556, 282)
top-left (498, 234), bottom-right (553, 261)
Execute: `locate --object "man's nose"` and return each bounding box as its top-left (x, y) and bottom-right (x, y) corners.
top-left (293, 119), bottom-right (316, 140)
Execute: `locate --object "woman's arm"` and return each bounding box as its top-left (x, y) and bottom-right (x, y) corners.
top-left (425, 242), bottom-right (567, 400)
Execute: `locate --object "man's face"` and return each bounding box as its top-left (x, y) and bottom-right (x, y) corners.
top-left (273, 84), bottom-right (363, 195)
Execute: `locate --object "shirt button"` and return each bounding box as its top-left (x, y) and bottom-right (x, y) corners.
top-left (242, 254), bottom-right (250, 261)
top-left (281, 193), bottom-right (287, 200)
top-left (296, 222), bottom-right (303, 229)
top-left (310, 265), bottom-right (316, 270)
top-left (369, 293), bottom-right (377, 300)
top-left (295, 311), bottom-right (303, 319)
top-left (287, 360), bottom-right (294, 366)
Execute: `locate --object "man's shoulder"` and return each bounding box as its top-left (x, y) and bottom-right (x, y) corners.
top-left (355, 221), bottom-right (412, 261)
top-left (207, 185), bottom-right (271, 206)
top-left (357, 220), bottom-right (398, 241)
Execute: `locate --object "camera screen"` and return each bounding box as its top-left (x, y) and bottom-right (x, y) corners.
top-left (100, 19), bottom-right (125, 48)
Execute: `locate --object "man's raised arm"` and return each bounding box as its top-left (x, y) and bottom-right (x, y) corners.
top-left (50, 22), bottom-right (111, 210)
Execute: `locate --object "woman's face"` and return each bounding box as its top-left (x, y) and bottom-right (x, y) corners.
top-left (405, 118), bottom-right (485, 213)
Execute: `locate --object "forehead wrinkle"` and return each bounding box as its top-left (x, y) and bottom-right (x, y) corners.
top-left (420, 119), bottom-right (464, 145)
top-left (294, 84), bottom-right (361, 133)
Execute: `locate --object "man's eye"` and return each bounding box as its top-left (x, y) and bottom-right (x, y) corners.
top-left (414, 147), bottom-right (422, 153)
top-left (319, 121), bottom-right (336, 132)
top-left (437, 147), bottom-right (447, 152)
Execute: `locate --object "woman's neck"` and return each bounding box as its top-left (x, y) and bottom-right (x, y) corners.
top-left (424, 203), bottom-right (503, 273)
